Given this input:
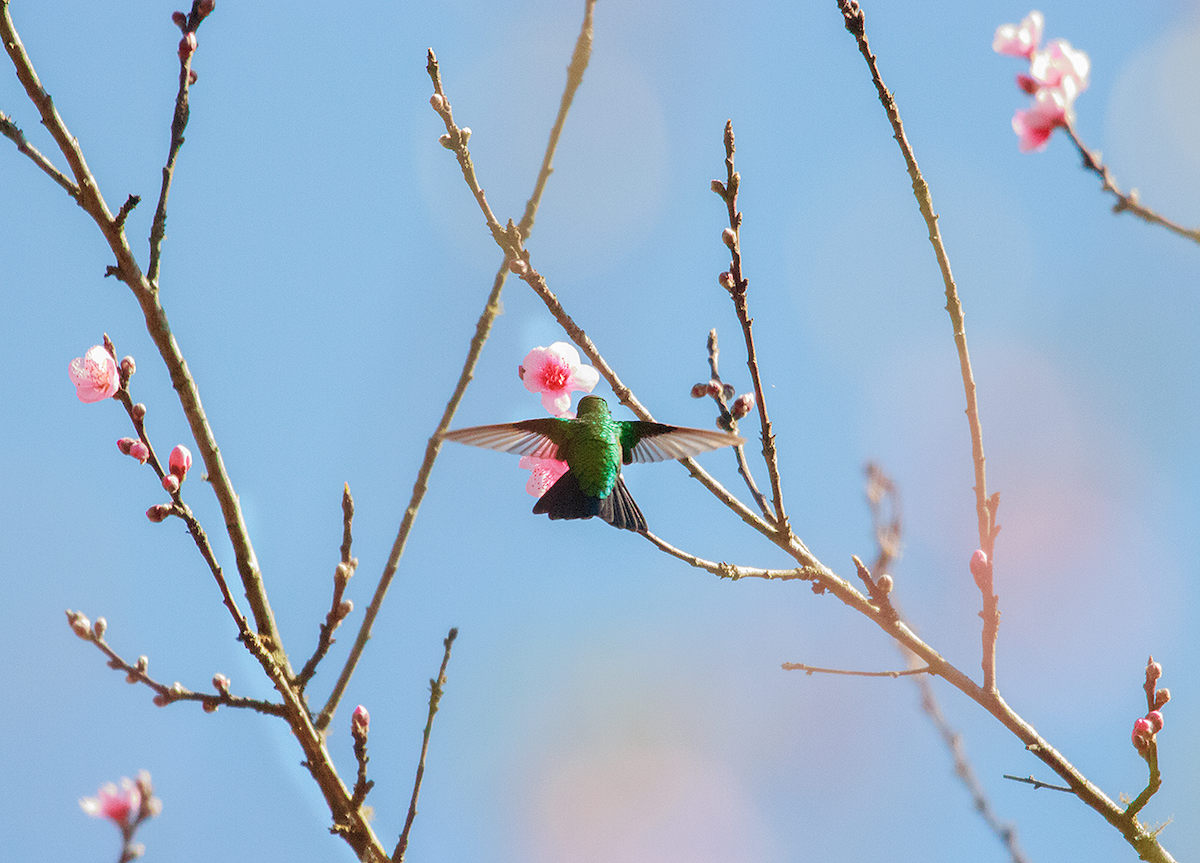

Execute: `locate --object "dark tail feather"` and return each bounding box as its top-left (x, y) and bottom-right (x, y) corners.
top-left (599, 475), bottom-right (648, 534)
top-left (533, 472), bottom-right (648, 534)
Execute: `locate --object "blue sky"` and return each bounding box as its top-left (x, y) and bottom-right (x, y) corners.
top-left (2, 1), bottom-right (1198, 861)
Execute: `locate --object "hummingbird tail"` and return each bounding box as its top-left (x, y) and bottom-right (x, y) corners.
top-left (600, 475), bottom-right (648, 534)
top-left (533, 472), bottom-right (648, 534)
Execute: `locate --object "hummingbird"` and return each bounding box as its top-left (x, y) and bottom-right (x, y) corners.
top-left (442, 395), bottom-right (746, 533)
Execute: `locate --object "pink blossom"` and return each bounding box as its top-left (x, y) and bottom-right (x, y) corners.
top-left (168, 444), bottom-right (192, 480)
top-left (80, 777), bottom-right (140, 826)
top-left (68, 345), bottom-right (120, 403)
top-left (1012, 89), bottom-right (1070, 152)
top-left (519, 455), bottom-right (570, 497)
top-left (518, 342), bottom-right (599, 416)
top-left (993, 11), bottom-right (1043, 59)
top-left (1146, 710), bottom-right (1164, 733)
top-left (1029, 39), bottom-right (1090, 101)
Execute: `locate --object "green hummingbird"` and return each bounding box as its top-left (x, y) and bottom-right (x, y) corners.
top-left (442, 395), bottom-right (746, 533)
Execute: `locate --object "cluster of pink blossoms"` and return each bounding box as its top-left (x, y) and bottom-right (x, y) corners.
top-left (517, 342), bottom-right (598, 496)
top-left (993, 11), bottom-right (1090, 152)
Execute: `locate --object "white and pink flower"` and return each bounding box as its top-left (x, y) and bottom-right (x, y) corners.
top-left (68, 345), bottom-right (120, 403)
top-left (518, 342), bottom-right (599, 416)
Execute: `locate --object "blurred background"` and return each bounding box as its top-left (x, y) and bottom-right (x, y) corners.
top-left (2, 1), bottom-right (1197, 860)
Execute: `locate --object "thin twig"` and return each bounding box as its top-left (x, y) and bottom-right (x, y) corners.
top-left (296, 486), bottom-right (358, 695)
top-left (702, 329), bottom-right (771, 516)
top-left (1003, 774), bottom-right (1074, 793)
top-left (393, 628), bottom-right (458, 863)
top-left (781, 662), bottom-right (932, 677)
top-left (317, 7), bottom-right (598, 733)
top-left (0, 110), bottom-right (79, 197)
top-left (1062, 124), bottom-right (1200, 245)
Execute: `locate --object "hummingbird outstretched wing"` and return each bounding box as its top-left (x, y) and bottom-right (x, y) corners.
top-left (441, 419), bottom-right (569, 460)
top-left (621, 423), bottom-right (746, 464)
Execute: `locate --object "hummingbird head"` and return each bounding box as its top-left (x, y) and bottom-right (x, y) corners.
top-left (575, 395), bottom-right (610, 417)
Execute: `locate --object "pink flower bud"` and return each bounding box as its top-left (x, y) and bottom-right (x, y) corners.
top-left (706, 380), bottom-right (722, 398)
top-left (690, 383), bottom-right (708, 399)
top-left (162, 474), bottom-right (180, 495)
top-left (438, 133), bottom-right (454, 149)
top-left (129, 440), bottom-right (150, 464)
top-left (721, 228), bottom-right (736, 249)
top-left (188, 69), bottom-right (199, 85)
top-left (732, 392), bottom-right (756, 419)
top-left (178, 32), bottom-right (197, 61)
top-left (146, 504), bottom-right (173, 523)
top-left (117, 437), bottom-right (137, 455)
top-left (338, 599), bottom-right (354, 619)
top-left (120, 356), bottom-right (136, 378)
top-left (875, 574), bottom-right (893, 595)
top-left (1154, 687), bottom-right (1170, 709)
top-left (969, 549), bottom-right (990, 588)
top-left (212, 673), bottom-right (231, 695)
top-left (171, 11), bottom-right (187, 28)
top-left (93, 617), bottom-right (107, 639)
top-left (710, 180), bottom-right (726, 196)
top-left (718, 271), bottom-right (735, 290)
top-left (197, 0), bottom-right (215, 19)
top-left (132, 402), bottom-right (147, 422)
top-left (67, 610), bottom-right (92, 639)
top-left (1132, 717), bottom-right (1154, 754)
top-left (430, 93), bottom-right (445, 112)
top-left (509, 258), bottom-right (529, 276)
top-left (352, 704), bottom-right (370, 736)
top-left (1146, 710), bottom-right (1164, 733)
top-left (169, 444), bottom-right (192, 480)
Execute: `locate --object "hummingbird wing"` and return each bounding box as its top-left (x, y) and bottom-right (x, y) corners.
top-left (442, 419), bottom-right (569, 460)
top-left (620, 422), bottom-right (746, 464)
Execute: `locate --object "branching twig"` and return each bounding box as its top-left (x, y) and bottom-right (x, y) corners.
top-left (65, 611), bottom-right (287, 717)
top-left (393, 628), bottom-right (458, 863)
top-left (1063, 124), bottom-right (1200, 245)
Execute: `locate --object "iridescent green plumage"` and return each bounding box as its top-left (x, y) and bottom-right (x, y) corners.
top-left (442, 395), bottom-right (746, 533)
